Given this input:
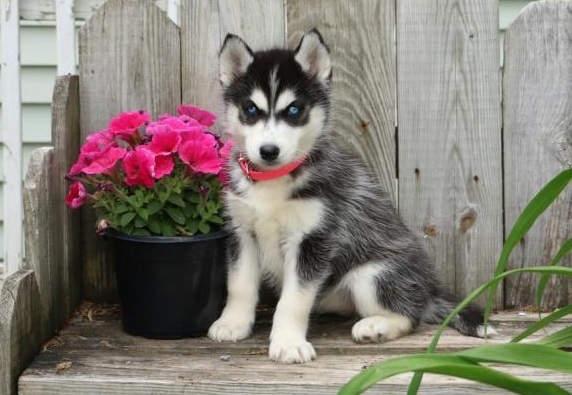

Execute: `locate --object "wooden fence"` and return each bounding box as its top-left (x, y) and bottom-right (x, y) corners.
top-left (1, 0), bottom-right (571, 394)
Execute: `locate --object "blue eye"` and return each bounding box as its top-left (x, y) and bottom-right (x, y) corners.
top-left (286, 105), bottom-right (301, 117)
top-left (244, 102), bottom-right (258, 117)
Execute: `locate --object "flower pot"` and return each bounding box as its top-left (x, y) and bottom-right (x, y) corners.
top-left (108, 229), bottom-right (228, 339)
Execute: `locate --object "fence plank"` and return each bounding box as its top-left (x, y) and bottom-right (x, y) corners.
top-left (79, 0), bottom-right (181, 301)
top-left (503, 2), bottom-right (572, 309)
top-left (1, 0), bottom-right (23, 276)
top-left (397, 0), bottom-right (503, 306)
top-left (180, 0), bottom-right (285, 129)
top-left (56, 0), bottom-right (76, 75)
top-left (50, 75), bottom-right (83, 326)
top-left (287, 0), bottom-right (397, 200)
top-left (0, 270), bottom-right (47, 395)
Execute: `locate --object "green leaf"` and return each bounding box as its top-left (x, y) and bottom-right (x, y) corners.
top-left (165, 207), bottom-right (186, 225)
top-left (186, 220), bottom-right (199, 235)
top-left (146, 200), bottom-right (163, 216)
top-left (134, 216), bottom-right (146, 228)
top-left (147, 217), bottom-right (162, 235)
top-left (536, 238), bottom-right (572, 309)
top-left (209, 215), bottom-right (224, 225)
top-left (456, 343), bottom-right (572, 373)
top-left (512, 304), bottom-right (572, 343)
top-left (486, 168), bottom-right (572, 320)
top-left (339, 353), bottom-right (569, 395)
top-left (160, 222), bottom-right (176, 237)
top-left (537, 325), bottom-right (572, 348)
top-left (119, 212), bottom-right (136, 227)
top-left (132, 228), bottom-right (151, 237)
top-left (168, 195), bottom-right (186, 208)
top-left (115, 204), bottom-right (129, 214)
top-left (198, 222), bottom-right (211, 234)
top-left (188, 194), bottom-right (201, 204)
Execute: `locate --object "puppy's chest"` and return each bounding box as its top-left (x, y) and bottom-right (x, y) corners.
top-left (228, 180), bottom-right (325, 269)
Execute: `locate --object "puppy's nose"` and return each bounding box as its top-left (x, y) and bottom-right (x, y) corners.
top-left (259, 144), bottom-right (280, 162)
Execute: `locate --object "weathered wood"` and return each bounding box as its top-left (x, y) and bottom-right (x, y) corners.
top-left (23, 147), bottom-right (56, 309)
top-left (78, 0), bottom-right (181, 301)
top-left (180, 0), bottom-right (285, 131)
top-left (287, 0), bottom-right (397, 201)
top-left (503, 2), bottom-right (572, 309)
top-left (49, 75), bottom-right (83, 328)
top-left (18, 309), bottom-right (572, 395)
top-left (397, 0), bottom-right (503, 306)
top-left (0, 270), bottom-right (47, 395)
top-left (1, 76), bottom-right (84, 395)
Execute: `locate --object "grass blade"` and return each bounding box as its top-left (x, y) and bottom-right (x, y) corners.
top-left (487, 168), bottom-right (572, 323)
top-left (339, 353), bottom-right (570, 395)
top-left (408, 265), bottom-right (572, 395)
top-left (536, 239), bottom-right (572, 309)
top-left (456, 343), bottom-right (572, 372)
top-left (537, 325), bottom-right (572, 348)
top-left (512, 304), bottom-right (572, 343)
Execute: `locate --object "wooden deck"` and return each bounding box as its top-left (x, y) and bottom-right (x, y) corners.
top-left (18, 304), bottom-right (572, 395)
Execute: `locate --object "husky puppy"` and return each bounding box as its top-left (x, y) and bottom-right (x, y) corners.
top-left (208, 29), bottom-right (492, 364)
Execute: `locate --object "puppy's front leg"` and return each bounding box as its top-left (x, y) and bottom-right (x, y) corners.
top-left (208, 232), bottom-right (260, 342)
top-left (269, 268), bottom-right (319, 364)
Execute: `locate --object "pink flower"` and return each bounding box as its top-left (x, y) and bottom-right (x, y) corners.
top-left (218, 139), bottom-right (235, 186)
top-left (178, 132), bottom-right (221, 175)
top-left (148, 116), bottom-right (203, 135)
top-left (147, 125), bottom-right (182, 155)
top-left (177, 105), bottom-right (216, 126)
top-left (81, 129), bottom-right (116, 154)
top-left (109, 111), bottom-right (150, 142)
top-left (154, 154), bottom-right (174, 179)
top-left (122, 147), bottom-right (155, 188)
top-left (74, 146), bottom-right (127, 175)
top-left (65, 182), bottom-right (87, 208)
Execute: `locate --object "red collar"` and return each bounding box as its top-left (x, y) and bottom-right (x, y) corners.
top-left (238, 153), bottom-right (305, 182)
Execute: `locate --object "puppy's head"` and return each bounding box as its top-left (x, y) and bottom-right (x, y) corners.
top-left (219, 29), bottom-right (332, 169)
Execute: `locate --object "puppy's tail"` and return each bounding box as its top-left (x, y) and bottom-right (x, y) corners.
top-left (422, 292), bottom-right (496, 338)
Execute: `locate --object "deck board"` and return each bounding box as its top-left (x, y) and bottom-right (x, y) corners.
top-left (18, 305), bottom-right (572, 394)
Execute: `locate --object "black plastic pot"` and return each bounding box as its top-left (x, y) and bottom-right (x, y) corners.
top-left (108, 229), bottom-right (228, 339)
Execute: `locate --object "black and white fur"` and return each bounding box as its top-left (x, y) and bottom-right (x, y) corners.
top-left (208, 29), bottom-right (494, 364)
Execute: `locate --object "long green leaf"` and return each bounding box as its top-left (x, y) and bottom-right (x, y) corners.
top-left (537, 325), bottom-right (572, 348)
top-left (428, 266), bottom-right (572, 352)
top-left (487, 168), bottom-right (572, 319)
top-left (339, 353), bottom-right (569, 395)
top-left (456, 343), bottom-right (572, 373)
top-left (536, 238), bottom-right (572, 309)
top-left (512, 304), bottom-right (572, 343)
top-left (408, 266), bottom-right (572, 395)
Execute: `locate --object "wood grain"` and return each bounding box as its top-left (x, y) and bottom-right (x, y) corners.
top-left (180, 0), bottom-right (285, 133)
top-left (503, 2), bottom-right (572, 309)
top-left (397, 0), bottom-right (503, 306)
top-left (78, 0), bottom-right (181, 301)
top-left (0, 270), bottom-right (47, 395)
top-left (49, 75), bottom-right (83, 328)
top-left (287, 0), bottom-right (397, 201)
top-left (18, 310), bottom-right (572, 395)
top-left (5, 77), bottom-right (84, 395)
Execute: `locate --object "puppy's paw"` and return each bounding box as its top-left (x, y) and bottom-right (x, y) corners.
top-left (208, 315), bottom-right (252, 342)
top-left (269, 338), bottom-right (316, 364)
top-left (352, 316), bottom-right (411, 343)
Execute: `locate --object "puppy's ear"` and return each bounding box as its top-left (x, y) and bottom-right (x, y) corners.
top-left (294, 29), bottom-right (331, 83)
top-left (219, 34), bottom-right (254, 87)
